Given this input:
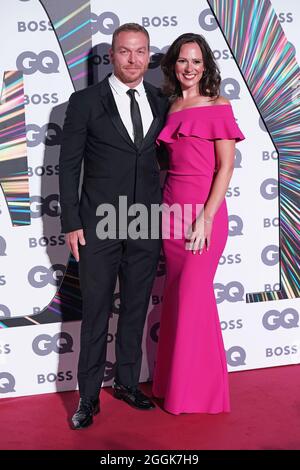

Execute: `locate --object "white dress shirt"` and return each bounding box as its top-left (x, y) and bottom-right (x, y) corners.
top-left (108, 73), bottom-right (153, 142)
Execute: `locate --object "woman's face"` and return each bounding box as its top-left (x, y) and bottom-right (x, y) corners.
top-left (174, 42), bottom-right (205, 91)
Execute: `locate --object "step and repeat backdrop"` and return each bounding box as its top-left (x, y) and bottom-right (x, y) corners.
top-left (0, 0), bottom-right (299, 398)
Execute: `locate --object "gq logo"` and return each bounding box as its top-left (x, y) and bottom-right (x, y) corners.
top-left (28, 264), bottom-right (65, 288)
top-left (221, 78), bottom-right (240, 100)
top-left (214, 281), bottom-right (244, 304)
top-left (16, 50), bottom-right (59, 74)
top-left (150, 321), bottom-right (160, 343)
top-left (32, 333), bottom-right (74, 355)
top-left (26, 123), bottom-right (62, 147)
top-left (226, 346), bottom-right (246, 367)
top-left (0, 372), bottom-right (16, 394)
top-left (30, 194), bottom-right (60, 218)
top-left (228, 215), bottom-right (243, 237)
top-left (0, 304), bottom-right (11, 318)
top-left (0, 236), bottom-right (7, 256)
top-left (261, 245), bottom-right (279, 266)
top-left (91, 12), bottom-right (120, 35)
top-left (260, 178), bottom-right (278, 200)
top-left (198, 8), bottom-right (217, 31)
top-left (259, 116), bottom-right (267, 132)
top-left (149, 46), bottom-right (169, 69)
top-left (262, 308), bottom-right (299, 330)
top-left (234, 149), bottom-right (242, 168)
top-left (111, 292), bottom-right (120, 315)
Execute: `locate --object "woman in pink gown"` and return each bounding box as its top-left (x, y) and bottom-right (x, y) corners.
top-left (152, 33), bottom-right (245, 414)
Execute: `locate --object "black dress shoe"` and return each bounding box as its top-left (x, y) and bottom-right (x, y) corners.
top-left (113, 381), bottom-right (155, 410)
top-left (71, 397), bottom-right (100, 429)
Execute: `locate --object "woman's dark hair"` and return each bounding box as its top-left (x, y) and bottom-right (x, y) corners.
top-left (161, 33), bottom-right (221, 100)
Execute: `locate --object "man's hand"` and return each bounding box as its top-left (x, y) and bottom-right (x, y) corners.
top-left (66, 229), bottom-right (86, 262)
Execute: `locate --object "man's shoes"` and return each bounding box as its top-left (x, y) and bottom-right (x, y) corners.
top-left (113, 381), bottom-right (155, 410)
top-left (71, 397), bottom-right (100, 430)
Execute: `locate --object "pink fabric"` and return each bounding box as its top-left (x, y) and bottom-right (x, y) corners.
top-left (152, 105), bottom-right (245, 415)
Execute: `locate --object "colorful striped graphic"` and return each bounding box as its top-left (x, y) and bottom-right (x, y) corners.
top-left (208, 0), bottom-right (300, 302)
top-left (40, 0), bottom-right (92, 89)
top-left (0, 70), bottom-right (30, 226)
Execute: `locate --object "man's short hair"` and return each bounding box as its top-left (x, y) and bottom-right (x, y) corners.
top-left (112, 23), bottom-right (150, 50)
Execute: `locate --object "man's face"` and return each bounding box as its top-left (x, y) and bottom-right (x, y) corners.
top-left (110, 31), bottom-right (150, 87)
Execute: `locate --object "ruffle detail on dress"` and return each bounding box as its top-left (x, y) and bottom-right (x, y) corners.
top-left (157, 107), bottom-right (245, 144)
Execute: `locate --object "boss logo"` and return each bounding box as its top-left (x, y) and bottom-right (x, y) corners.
top-left (261, 245), bottom-right (279, 266)
top-left (218, 253), bottom-right (241, 265)
top-left (226, 346), bottom-right (246, 367)
top-left (260, 178), bottom-right (278, 199)
top-left (26, 123), bottom-right (62, 147)
top-left (266, 345), bottom-right (298, 357)
top-left (28, 264), bottom-right (65, 288)
top-left (226, 186), bottom-right (240, 197)
top-left (220, 78), bottom-right (240, 100)
top-left (150, 321), bottom-right (160, 343)
top-left (214, 281), bottom-right (244, 304)
top-left (142, 16), bottom-right (178, 27)
top-left (29, 235), bottom-right (65, 248)
top-left (24, 93), bottom-right (59, 105)
top-left (0, 344), bottom-right (11, 354)
top-left (28, 164), bottom-right (59, 177)
top-left (278, 12), bottom-right (293, 23)
top-left (234, 149), bottom-right (242, 168)
top-left (91, 12), bottom-right (120, 35)
top-left (221, 319), bottom-right (243, 331)
top-left (0, 304), bottom-right (11, 318)
top-left (17, 20), bottom-right (53, 32)
top-left (152, 295), bottom-right (163, 305)
top-left (104, 361), bottom-right (116, 382)
top-left (32, 333), bottom-right (73, 355)
top-left (262, 308), bottom-right (299, 330)
top-left (228, 215), bottom-right (243, 237)
top-left (90, 53), bottom-right (110, 66)
top-left (30, 194), bottom-right (60, 218)
top-left (37, 371), bottom-right (73, 384)
top-left (16, 50), bottom-right (59, 74)
top-left (262, 151), bottom-right (278, 161)
top-left (0, 236), bottom-right (7, 256)
top-left (263, 217), bottom-right (279, 228)
top-left (213, 50), bottom-right (232, 60)
top-left (0, 372), bottom-right (16, 393)
top-left (264, 283), bottom-right (281, 291)
top-left (198, 8), bottom-right (217, 31)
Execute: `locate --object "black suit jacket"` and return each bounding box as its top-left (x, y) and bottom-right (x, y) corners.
top-left (59, 76), bottom-right (169, 234)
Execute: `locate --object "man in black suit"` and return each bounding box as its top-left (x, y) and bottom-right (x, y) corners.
top-left (59, 23), bottom-right (168, 429)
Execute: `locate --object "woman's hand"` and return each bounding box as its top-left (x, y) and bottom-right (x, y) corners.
top-left (186, 213), bottom-right (213, 255)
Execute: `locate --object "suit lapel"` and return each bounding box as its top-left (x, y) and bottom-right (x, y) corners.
top-left (99, 76), bottom-right (163, 151)
top-left (99, 77), bottom-right (136, 149)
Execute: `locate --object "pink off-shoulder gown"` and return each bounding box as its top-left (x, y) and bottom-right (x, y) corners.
top-left (152, 105), bottom-right (245, 415)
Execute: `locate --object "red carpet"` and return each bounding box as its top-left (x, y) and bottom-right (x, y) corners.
top-left (1, 364), bottom-right (300, 450)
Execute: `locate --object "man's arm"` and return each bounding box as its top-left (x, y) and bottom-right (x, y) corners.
top-left (59, 92), bottom-right (88, 234)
